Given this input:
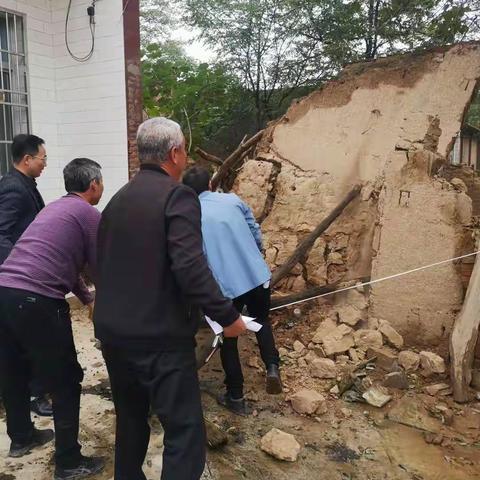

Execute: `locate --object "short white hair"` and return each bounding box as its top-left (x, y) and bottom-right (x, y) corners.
top-left (136, 117), bottom-right (184, 164)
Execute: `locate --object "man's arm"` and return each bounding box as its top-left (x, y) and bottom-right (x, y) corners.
top-left (165, 185), bottom-right (240, 328)
top-left (72, 275), bottom-right (94, 306)
top-left (82, 206), bottom-right (101, 282)
top-left (237, 196), bottom-right (263, 252)
top-left (0, 187), bottom-right (23, 264)
top-left (72, 206), bottom-right (100, 309)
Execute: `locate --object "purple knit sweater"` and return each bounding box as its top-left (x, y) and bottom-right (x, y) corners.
top-left (0, 194), bottom-right (100, 304)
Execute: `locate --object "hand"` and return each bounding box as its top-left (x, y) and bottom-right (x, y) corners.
top-left (223, 316), bottom-right (247, 338)
top-left (87, 302), bottom-right (94, 320)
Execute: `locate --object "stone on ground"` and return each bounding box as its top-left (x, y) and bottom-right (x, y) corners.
top-left (362, 386), bottom-right (392, 407)
top-left (419, 351), bottom-right (446, 376)
top-left (424, 383), bottom-right (452, 396)
top-left (293, 340), bottom-right (306, 353)
top-left (383, 371), bottom-right (409, 390)
top-left (290, 389), bottom-right (327, 415)
top-left (398, 350), bottom-right (420, 371)
top-left (367, 347), bottom-right (399, 372)
top-left (311, 318), bottom-right (337, 344)
top-left (323, 325), bottom-right (355, 356)
top-left (354, 329), bottom-right (383, 350)
top-left (310, 358), bottom-right (337, 379)
top-left (337, 305), bottom-right (363, 327)
top-left (260, 428), bottom-right (301, 462)
top-left (378, 320), bottom-right (404, 349)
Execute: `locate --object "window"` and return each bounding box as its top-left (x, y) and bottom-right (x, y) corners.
top-left (0, 10), bottom-right (28, 176)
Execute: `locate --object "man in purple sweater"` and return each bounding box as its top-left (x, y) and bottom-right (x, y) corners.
top-left (0, 158), bottom-right (105, 480)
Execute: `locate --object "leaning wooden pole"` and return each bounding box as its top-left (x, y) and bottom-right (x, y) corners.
top-left (271, 185), bottom-right (362, 287)
top-left (270, 277), bottom-right (369, 309)
top-left (211, 130), bottom-right (264, 190)
top-left (195, 147), bottom-right (223, 166)
top-left (450, 253), bottom-right (480, 403)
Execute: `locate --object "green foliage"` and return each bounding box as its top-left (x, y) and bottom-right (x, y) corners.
top-left (140, 0), bottom-right (174, 44)
top-left (142, 42), bottom-right (255, 156)
top-left (140, 0), bottom-right (480, 150)
top-left (467, 90), bottom-right (480, 129)
top-left (289, 0), bottom-right (476, 61)
top-left (180, 0), bottom-right (478, 130)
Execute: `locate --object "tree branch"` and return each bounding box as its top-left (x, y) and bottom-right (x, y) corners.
top-left (194, 147), bottom-right (223, 166)
top-left (211, 130), bottom-right (264, 190)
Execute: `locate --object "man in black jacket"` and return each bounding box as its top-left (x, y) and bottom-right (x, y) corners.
top-left (0, 134), bottom-right (46, 264)
top-left (94, 117), bottom-right (246, 480)
top-left (0, 134), bottom-right (52, 418)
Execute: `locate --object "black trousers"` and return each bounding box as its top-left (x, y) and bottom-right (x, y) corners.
top-left (102, 346), bottom-right (206, 480)
top-left (220, 284), bottom-right (279, 399)
top-left (0, 287), bottom-right (83, 468)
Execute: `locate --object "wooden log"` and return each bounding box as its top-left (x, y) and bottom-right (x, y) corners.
top-left (205, 419), bottom-right (228, 449)
top-left (450, 253), bottom-right (480, 402)
top-left (270, 277), bottom-right (369, 309)
top-left (211, 130), bottom-right (264, 190)
top-left (195, 147), bottom-right (223, 166)
top-left (271, 185), bottom-right (362, 287)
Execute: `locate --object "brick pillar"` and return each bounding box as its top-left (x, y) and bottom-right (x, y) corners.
top-left (123, 0), bottom-right (143, 178)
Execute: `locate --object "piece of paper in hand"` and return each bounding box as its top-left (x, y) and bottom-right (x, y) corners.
top-left (205, 315), bottom-right (262, 334)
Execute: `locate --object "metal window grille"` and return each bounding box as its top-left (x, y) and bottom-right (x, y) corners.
top-left (0, 10), bottom-right (28, 176)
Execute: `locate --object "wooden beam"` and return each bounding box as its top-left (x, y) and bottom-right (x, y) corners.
top-left (450, 254), bottom-right (480, 402)
top-left (195, 147), bottom-right (223, 166)
top-left (211, 130), bottom-right (264, 190)
top-left (270, 278), bottom-right (368, 309)
top-left (271, 185), bottom-right (362, 287)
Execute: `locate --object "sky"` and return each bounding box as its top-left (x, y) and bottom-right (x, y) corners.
top-left (170, 26), bottom-right (215, 62)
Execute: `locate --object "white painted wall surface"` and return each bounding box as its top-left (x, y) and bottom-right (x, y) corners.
top-left (0, 0), bottom-right (128, 207)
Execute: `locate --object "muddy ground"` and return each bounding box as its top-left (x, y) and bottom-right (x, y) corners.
top-left (1, 304), bottom-right (480, 480)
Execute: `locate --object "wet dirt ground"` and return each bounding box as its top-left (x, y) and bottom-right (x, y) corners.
top-left (1, 305), bottom-right (480, 480)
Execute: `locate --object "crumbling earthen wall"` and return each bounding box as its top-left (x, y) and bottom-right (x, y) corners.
top-left (233, 42), bottom-right (480, 348)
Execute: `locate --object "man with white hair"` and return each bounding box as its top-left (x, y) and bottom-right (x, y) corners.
top-left (93, 117), bottom-right (246, 480)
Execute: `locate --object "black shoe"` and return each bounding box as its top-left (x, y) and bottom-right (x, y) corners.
top-left (9, 427), bottom-right (54, 457)
top-left (217, 393), bottom-right (251, 416)
top-left (266, 364), bottom-right (283, 394)
top-left (31, 395), bottom-right (53, 417)
top-left (54, 455), bottom-right (105, 480)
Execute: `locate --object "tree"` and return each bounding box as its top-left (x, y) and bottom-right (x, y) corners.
top-left (181, 0), bottom-right (478, 130)
top-left (142, 41), bottom-right (253, 156)
top-left (290, 0), bottom-right (476, 62)
top-left (183, 0), bottom-right (331, 129)
top-left (140, 0), bottom-right (176, 45)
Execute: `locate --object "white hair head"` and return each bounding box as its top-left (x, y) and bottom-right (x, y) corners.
top-left (136, 117), bottom-right (184, 164)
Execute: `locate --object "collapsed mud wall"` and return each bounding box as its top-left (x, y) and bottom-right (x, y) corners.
top-left (233, 42), bottom-right (480, 349)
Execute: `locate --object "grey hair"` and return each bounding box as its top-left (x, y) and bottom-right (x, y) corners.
top-left (63, 158), bottom-right (102, 193)
top-left (136, 117), bottom-right (184, 164)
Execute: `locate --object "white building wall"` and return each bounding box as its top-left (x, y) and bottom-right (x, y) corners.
top-left (0, 0), bottom-right (128, 207)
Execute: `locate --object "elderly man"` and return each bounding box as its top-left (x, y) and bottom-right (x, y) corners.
top-left (94, 117), bottom-right (245, 480)
top-left (0, 134), bottom-right (52, 417)
top-left (183, 166), bottom-right (282, 416)
top-left (0, 158), bottom-right (105, 480)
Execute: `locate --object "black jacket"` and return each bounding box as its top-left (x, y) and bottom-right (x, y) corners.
top-left (93, 164), bottom-right (238, 350)
top-left (0, 168), bottom-right (45, 264)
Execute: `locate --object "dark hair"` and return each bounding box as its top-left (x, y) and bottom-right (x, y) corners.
top-left (11, 134), bottom-right (45, 164)
top-left (63, 158), bottom-right (102, 193)
top-left (182, 166), bottom-right (211, 195)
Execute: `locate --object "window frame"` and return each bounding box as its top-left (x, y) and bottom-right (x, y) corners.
top-left (0, 7), bottom-right (30, 176)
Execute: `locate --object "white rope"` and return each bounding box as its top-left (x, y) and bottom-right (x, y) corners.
top-left (270, 250), bottom-right (480, 312)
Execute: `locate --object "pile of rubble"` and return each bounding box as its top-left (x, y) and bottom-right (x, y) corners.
top-left (252, 303), bottom-right (459, 463)
top-left (274, 287), bottom-right (449, 410)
